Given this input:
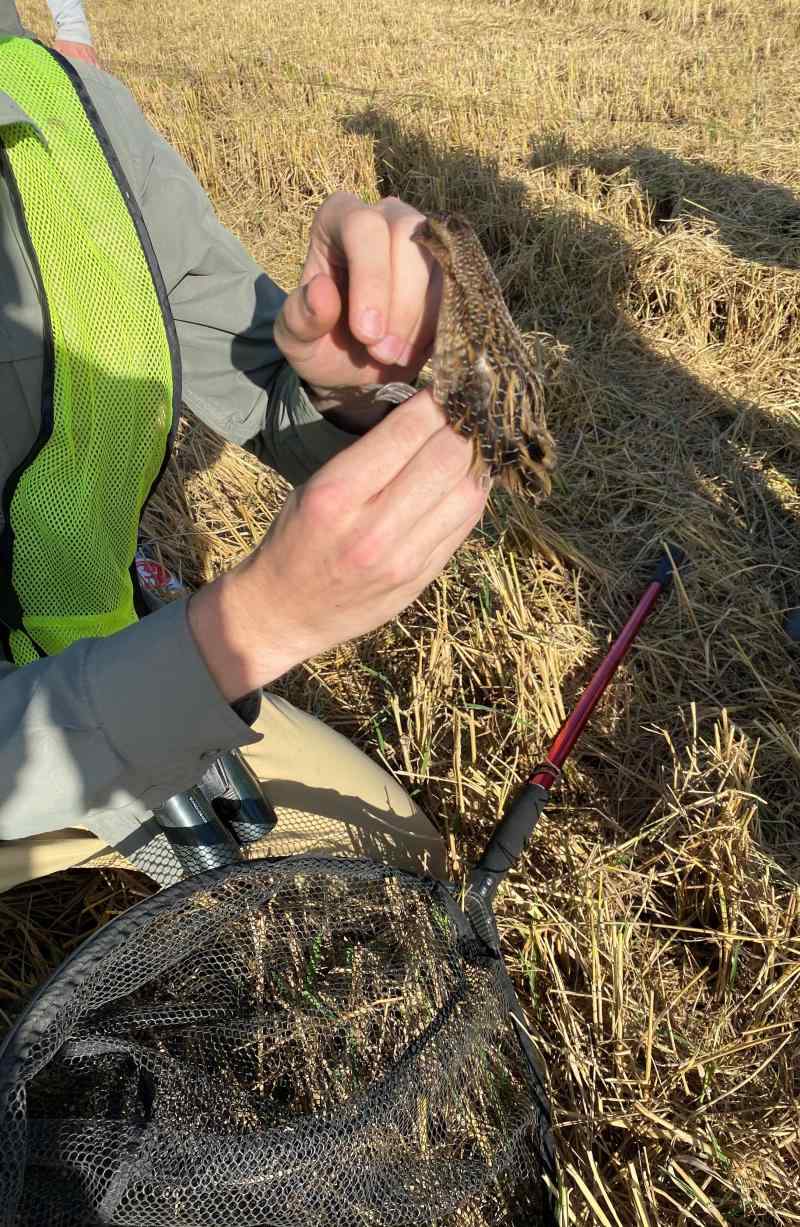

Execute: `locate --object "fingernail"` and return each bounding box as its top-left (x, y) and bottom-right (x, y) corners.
top-left (302, 282), bottom-right (316, 317)
top-left (371, 334), bottom-right (404, 363)
top-left (360, 307), bottom-right (384, 340)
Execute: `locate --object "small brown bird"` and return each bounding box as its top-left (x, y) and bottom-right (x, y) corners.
top-left (413, 212), bottom-right (557, 499)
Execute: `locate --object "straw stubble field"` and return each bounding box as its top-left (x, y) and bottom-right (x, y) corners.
top-left (5, 0), bottom-right (800, 1222)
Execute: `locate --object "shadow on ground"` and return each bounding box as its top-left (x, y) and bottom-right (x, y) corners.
top-left (553, 140), bottom-right (800, 270)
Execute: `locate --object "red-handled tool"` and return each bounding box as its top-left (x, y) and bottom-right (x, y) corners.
top-left (470, 546), bottom-right (686, 903)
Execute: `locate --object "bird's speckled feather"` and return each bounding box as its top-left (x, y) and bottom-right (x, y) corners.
top-left (414, 212), bottom-right (557, 499)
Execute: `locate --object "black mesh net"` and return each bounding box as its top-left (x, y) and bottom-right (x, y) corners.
top-left (0, 858), bottom-right (553, 1227)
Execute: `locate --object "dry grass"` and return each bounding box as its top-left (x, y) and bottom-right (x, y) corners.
top-left (7, 0), bottom-right (800, 1222)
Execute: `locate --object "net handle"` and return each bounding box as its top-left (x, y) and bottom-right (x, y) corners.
top-left (469, 546), bottom-right (686, 903)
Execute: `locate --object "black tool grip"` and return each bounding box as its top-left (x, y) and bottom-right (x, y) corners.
top-left (649, 545), bottom-right (687, 589)
top-left (469, 783), bottom-right (550, 903)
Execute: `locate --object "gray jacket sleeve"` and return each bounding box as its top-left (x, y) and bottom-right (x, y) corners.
top-left (0, 599), bottom-right (261, 846)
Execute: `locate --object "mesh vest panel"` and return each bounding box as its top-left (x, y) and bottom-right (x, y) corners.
top-left (0, 37), bottom-right (176, 664)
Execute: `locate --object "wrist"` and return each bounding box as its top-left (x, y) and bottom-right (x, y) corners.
top-left (187, 566), bottom-right (303, 702)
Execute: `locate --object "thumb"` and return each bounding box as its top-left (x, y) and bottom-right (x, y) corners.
top-left (274, 272), bottom-right (342, 361)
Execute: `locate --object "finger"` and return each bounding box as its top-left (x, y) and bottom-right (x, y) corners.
top-left (390, 474), bottom-right (489, 582)
top-left (367, 198), bottom-right (438, 367)
top-left (316, 387), bottom-right (467, 502)
top-left (368, 420), bottom-right (486, 542)
top-left (314, 196), bottom-right (393, 348)
top-left (389, 262), bottom-right (441, 371)
top-left (416, 488), bottom-right (489, 583)
top-left (391, 486), bottom-right (487, 607)
top-left (273, 273), bottom-right (342, 363)
top-left (377, 198), bottom-right (441, 366)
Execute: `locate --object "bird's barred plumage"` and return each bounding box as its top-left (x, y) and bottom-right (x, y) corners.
top-left (414, 212), bottom-right (557, 499)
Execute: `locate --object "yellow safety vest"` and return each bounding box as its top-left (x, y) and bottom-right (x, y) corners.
top-left (0, 36), bottom-right (179, 665)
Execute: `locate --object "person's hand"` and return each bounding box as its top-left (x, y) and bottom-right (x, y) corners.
top-left (53, 39), bottom-right (99, 66)
top-left (274, 193), bottom-right (441, 432)
top-left (188, 388), bottom-right (488, 702)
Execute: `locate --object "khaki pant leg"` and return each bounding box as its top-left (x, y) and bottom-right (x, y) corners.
top-left (0, 830), bottom-right (108, 894)
top-left (238, 694), bottom-right (446, 878)
top-left (0, 694), bottom-right (445, 892)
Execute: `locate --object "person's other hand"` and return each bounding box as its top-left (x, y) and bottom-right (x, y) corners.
top-left (53, 40), bottom-right (99, 65)
top-left (188, 388), bottom-right (488, 701)
top-left (274, 193), bottom-right (442, 432)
